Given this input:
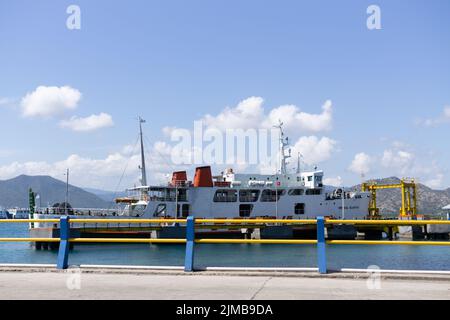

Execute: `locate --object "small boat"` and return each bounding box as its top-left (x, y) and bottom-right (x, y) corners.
top-left (8, 208), bottom-right (30, 219)
top-left (0, 207), bottom-right (10, 219)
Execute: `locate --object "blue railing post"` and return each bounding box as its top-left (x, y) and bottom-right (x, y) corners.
top-left (57, 216), bottom-right (70, 270)
top-left (184, 216), bottom-right (195, 272)
top-left (316, 216), bottom-right (327, 274)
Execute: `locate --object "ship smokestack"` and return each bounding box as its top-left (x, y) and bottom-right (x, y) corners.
top-left (193, 166), bottom-right (213, 187)
top-left (172, 171), bottom-right (188, 186)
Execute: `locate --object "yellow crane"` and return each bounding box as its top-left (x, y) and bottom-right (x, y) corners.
top-left (361, 179), bottom-right (418, 219)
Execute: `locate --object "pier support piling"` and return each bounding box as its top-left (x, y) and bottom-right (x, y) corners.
top-left (317, 216), bottom-right (327, 274)
top-left (57, 216), bottom-right (70, 270)
top-left (184, 216), bottom-right (195, 272)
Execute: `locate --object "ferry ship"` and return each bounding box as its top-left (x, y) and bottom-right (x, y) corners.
top-left (30, 118), bottom-right (371, 239)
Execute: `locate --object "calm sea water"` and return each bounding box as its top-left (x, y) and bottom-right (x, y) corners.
top-left (0, 223), bottom-right (449, 270)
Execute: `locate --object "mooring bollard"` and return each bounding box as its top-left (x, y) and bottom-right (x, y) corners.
top-left (316, 216), bottom-right (327, 274)
top-left (57, 216), bottom-right (70, 270)
top-left (184, 216), bottom-right (195, 272)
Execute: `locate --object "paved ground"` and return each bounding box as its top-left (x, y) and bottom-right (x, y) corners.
top-left (0, 269), bottom-right (449, 300)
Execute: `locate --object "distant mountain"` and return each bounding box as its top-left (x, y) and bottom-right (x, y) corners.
top-left (350, 177), bottom-right (450, 215)
top-left (0, 175), bottom-right (110, 209)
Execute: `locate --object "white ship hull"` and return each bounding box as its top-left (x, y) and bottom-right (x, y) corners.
top-left (32, 184), bottom-right (370, 229)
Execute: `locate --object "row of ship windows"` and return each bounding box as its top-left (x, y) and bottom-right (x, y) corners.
top-left (213, 189), bottom-right (322, 203)
top-left (146, 188), bottom-right (324, 203)
top-left (247, 175), bottom-right (318, 182)
top-left (153, 203), bottom-right (306, 217)
top-left (238, 203), bottom-right (306, 216)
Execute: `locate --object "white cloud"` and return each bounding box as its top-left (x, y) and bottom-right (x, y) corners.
top-left (164, 97), bottom-right (338, 171)
top-left (445, 107), bottom-right (450, 118)
top-left (201, 97), bottom-right (333, 133)
top-left (121, 143), bottom-right (138, 156)
top-left (162, 126), bottom-right (179, 138)
top-left (0, 140), bottom-right (182, 189)
top-left (348, 152), bottom-right (372, 176)
top-left (381, 149), bottom-right (414, 174)
top-left (0, 135), bottom-right (338, 189)
top-left (419, 106), bottom-right (450, 127)
top-left (59, 113), bottom-right (114, 132)
top-left (202, 96), bottom-right (265, 131)
top-left (0, 155), bottom-right (134, 189)
top-left (21, 86), bottom-right (81, 118)
top-left (350, 143), bottom-right (446, 188)
top-left (425, 174), bottom-right (444, 189)
top-left (324, 176), bottom-right (342, 187)
top-left (292, 136), bottom-right (337, 166)
top-left (0, 96), bottom-right (341, 188)
top-left (263, 100), bottom-right (333, 133)
top-left (255, 136), bottom-right (336, 175)
top-left (380, 148), bottom-right (445, 188)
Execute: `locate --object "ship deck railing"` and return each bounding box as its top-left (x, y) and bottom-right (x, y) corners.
top-left (0, 217), bottom-right (449, 273)
top-left (35, 208), bottom-right (121, 216)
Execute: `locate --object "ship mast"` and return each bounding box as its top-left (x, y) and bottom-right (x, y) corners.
top-left (296, 152), bottom-right (302, 174)
top-left (139, 117), bottom-right (148, 186)
top-left (273, 121), bottom-right (291, 175)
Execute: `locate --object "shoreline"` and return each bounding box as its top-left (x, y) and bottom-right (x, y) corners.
top-left (1, 264), bottom-right (450, 282)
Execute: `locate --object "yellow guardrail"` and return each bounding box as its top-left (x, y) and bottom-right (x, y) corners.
top-left (70, 218), bottom-right (450, 225)
top-left (327, 240), bottom-right (450, 246)
top-left (196, 219), bottom-right (316, 224)
top-left (327, 219), bottom-right (450, 225)
top-left (70, 219), bottom-right (187, 224)
top-left (0, 219), bottom-right (60, 223)
top-left (2, 237), bottom-right (449, 246)
top-left (195, 239), bottom-right (318, 244)
top-left (69, 238), bottom-right (186, 244)
top-left (0, 217), bottom-right (449, 273)
top-left (0, 238), bottom-right (61, 242)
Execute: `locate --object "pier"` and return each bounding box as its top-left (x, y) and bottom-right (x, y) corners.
top-left (0, 217), bottom-right (449, 301)
top-left (0, 266), bottom-right (449, 300)
top-left (1, 217), bottom-right (450, 273)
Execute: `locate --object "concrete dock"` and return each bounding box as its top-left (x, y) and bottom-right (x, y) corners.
top-left (0, 267), bottom-right (449, 300)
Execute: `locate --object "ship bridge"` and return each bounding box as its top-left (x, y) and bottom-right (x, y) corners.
top-left (218, 168), bottom-right (324, 189)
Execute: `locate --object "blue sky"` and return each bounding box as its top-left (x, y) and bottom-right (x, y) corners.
top-left (0, 0), bottom-right (449, 189)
